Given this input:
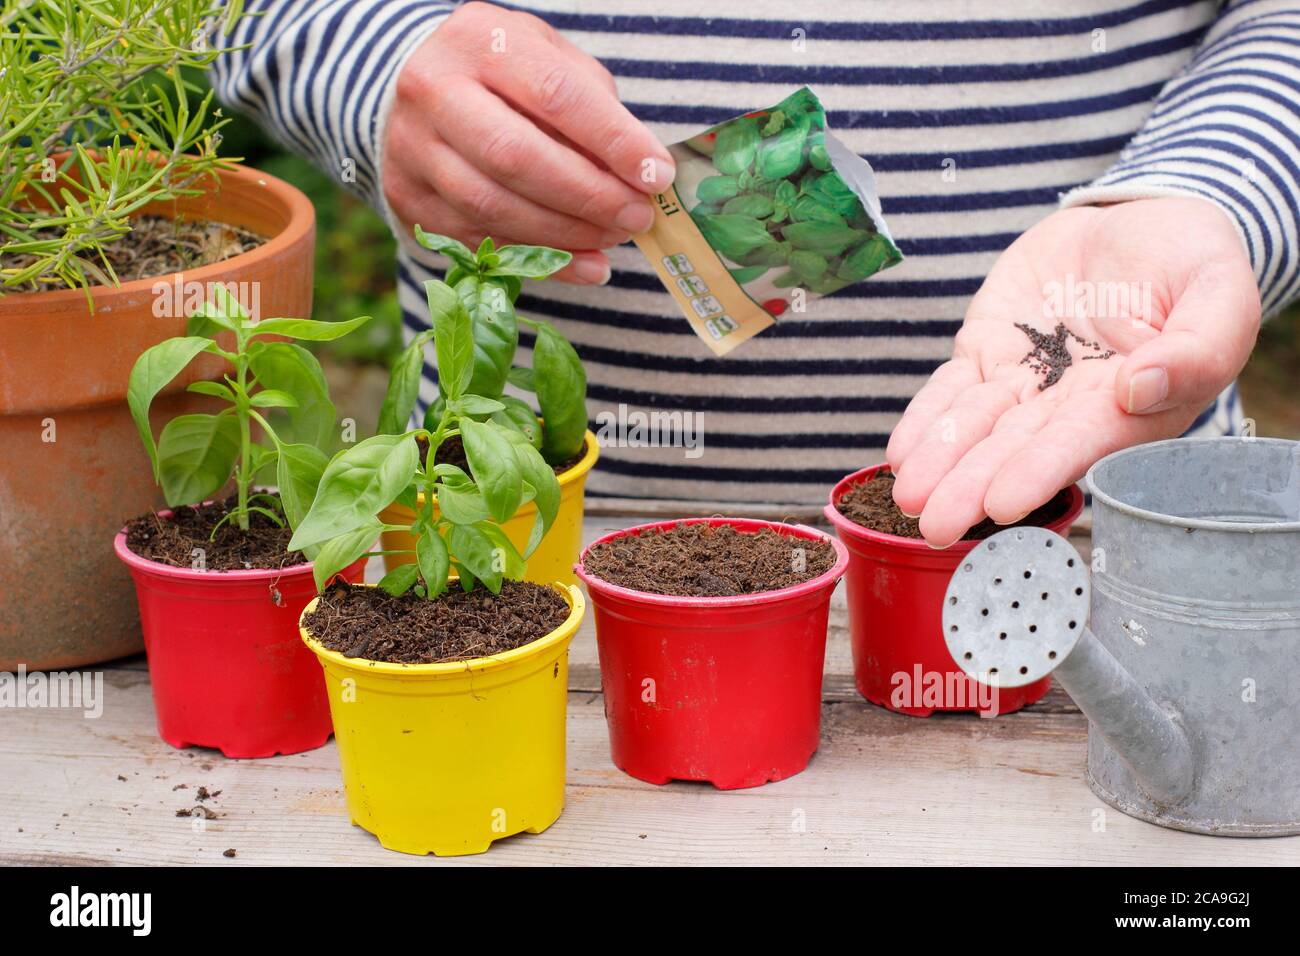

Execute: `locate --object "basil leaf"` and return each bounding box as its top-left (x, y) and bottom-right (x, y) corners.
top-left (377, 330), bottom-right (434, 435)
top-left (477, 522), bottom-right (525, 578)
top-left (713, 116), bottom-right (759, 175)
top-left (780, 221), bottom-right (866, 257)
top-left (311, 519), bottom-right (382, 591)
top-left (248, 342), bottom-right (336, 448)
top-left (434, 482), bottom-right (490, 525)
top-left (497, 427), bottom-right (561, 556)
top-left (456, 275), bottom-right (517, 398)
top-left (276, 442), bottom-right (329, 533)
top-left (529, 322), bottom-right (588, 464)
top-left (378, 563), bottom-right (420, 597)
top-left (690, 213), bottom-right (774, 260)
top-left (721, 194), bottom-right (775, 219)
top-left (454, 395), bottom-right (506, 416)
top-left (186, 380), bottom-right (235, 402)
top-left (837, 234), bottom-right (898, 282)
top-left (459, 419), bottom-right (523, 523)
top-left (249, 389), bottom-right (298, 408)
top-left (156, 412), bottom-right (240, 508)
top-left (416, 528), bottom-right (450, 592)
top-left (449, 524), bottom-right (504, 594)
top-left (491, 395), bottom-right (543, 450)
top-left (696, 175), bottom-right (739, 203)
top-left (506, 366), bottom-right (536, 392)
top-left (248, 315), bottom-right (372, 341)
top-left (127, 336), bottom-right (214, 478)
top-left (289, 433), bottom-right (419, 551)
top-left (487, 244), bottom-right (573, 278)
top-left (426, 279), bottom-right (473, 402)
top-left (413, 226), bottom-right (476, 271)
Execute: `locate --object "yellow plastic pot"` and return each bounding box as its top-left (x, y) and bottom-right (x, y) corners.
top-left (300, 583), bottom-right (585, 856)
top-left (379, 431), bottom-right (598, 586)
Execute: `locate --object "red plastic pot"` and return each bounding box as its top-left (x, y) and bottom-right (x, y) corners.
top-left (575, 517), bottom-right (848, 790)
top-left (113, 527), bottom-right (365, 758)
top-left (824, 465), bottom-right (1083, 717)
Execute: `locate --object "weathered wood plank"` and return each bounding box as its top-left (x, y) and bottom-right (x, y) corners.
top-left (5, 513), bottom-right (1290, 866)
top-left (1, 674), bottom-right (1293, 866)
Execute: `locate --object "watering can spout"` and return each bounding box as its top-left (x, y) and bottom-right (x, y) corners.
top-left (1053, 627), bottom-right (1194, 805)
top-left (942, 526), bottom-right (1194, 807)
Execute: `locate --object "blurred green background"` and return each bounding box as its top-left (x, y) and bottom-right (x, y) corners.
top-left (218, 110), bottom-right (404, 369)
top-left (218, 108), bottom-right (1300, 441)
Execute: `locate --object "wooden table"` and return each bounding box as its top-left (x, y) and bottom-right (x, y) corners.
top-left (3, 507), bottom-right (1296, 866)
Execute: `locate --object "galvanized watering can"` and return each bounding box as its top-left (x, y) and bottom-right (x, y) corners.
top-left (942, 437), bottom-right (1300, 836)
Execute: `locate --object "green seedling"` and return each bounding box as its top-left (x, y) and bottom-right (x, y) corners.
top-left (290, 279), bottom-right (562, 598)
top-left (375, 228), bottom-right (587, 467)
top-left (127, 287), bottom-right (371, 541)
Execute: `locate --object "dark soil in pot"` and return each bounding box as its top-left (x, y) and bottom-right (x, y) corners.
top-left (303, 579), bottom-right (570, 664)
top-left (419, 433), bottom-right (588, 476)
top-left (123, 494), bottom-right (305, 571)
top-left (582, 522), bottom-right (837, 597)
top-left (7, 215), bottom-right (262, 289)
top-left (835, 469), bottom-right (1072, 540)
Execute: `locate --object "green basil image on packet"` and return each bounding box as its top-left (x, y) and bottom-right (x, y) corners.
top-left (634, 87), bottom-right (903, 356)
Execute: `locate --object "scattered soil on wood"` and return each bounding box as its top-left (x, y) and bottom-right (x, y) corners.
top-left (123, 495), bottom-right (305, 571)
top-left (581, 522), bottom-right (837, 597)
top-left (5, 214), bottom-right (262, 289)
top-left (1017, 321), bottom-right (1117, 389)
top-left (835, 470), bottom-right (1072, 540)
top-left (419, 433), bottom-right (588, 477)
top-left (303, 579), bottom-right (571, 664)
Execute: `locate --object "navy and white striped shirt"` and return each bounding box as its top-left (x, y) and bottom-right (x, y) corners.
top-left (213, 0), bottom-right (1299, 506)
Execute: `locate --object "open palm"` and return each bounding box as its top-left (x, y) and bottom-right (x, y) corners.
top-left (887, 197), bottom-right (1260, 547)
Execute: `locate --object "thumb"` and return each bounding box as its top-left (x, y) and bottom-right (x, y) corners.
top-left (1115, 264), bottom-right (1260, 415)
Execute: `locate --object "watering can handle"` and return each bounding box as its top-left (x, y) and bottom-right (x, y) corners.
top-left (943, 526), bottom-right (1194, 806)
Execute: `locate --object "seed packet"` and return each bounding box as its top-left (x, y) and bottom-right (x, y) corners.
top-left (634, 87), bottom-right (902, 356)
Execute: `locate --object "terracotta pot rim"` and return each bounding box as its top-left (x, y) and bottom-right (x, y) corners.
top-left (0, 160), bottom-right (313, 310)
top-left (824, 463), bottom-right (1084, 555)
top-left (574, 516), bottom-right (849, 609)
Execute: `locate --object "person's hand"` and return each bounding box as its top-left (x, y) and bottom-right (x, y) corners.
top-left (381, 1), bottom-right (675, 284)
top-left (886, 197), bottom-right (1261, 547)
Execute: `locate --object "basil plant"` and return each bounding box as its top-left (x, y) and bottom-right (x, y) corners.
top-left (381, 228), bottom-right (588, 466)
top-left (289, 279), bottom-right (563, 599)
top-left (127, 287), bottom-right (371, 538)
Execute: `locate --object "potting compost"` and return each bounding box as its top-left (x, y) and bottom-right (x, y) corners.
top-left (836, 470), bottom-right (1074, 540)
top-left (303, 579), bottom-right (572, 664)
top-left (634, 87), bottom-right (902, 355)
top-left (124, 495), bottom-right (306, 571)
top-left (581, 521), bottom-right (838, 596)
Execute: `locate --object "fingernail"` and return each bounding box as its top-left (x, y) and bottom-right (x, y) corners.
top-left (1126, 367), bottom-right (1169, 413)
top-left (571, 257), bottom-right (611, 285)
top-left (616, 201), bottom-right (655, 234)
top-left (641, 156), bottom-right (675, 191)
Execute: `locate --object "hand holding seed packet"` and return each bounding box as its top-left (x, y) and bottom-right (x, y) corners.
top-left (634, 87), bottom-right (903, 355)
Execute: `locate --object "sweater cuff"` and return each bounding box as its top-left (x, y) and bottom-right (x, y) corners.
top-left (1059, 182), bottom-right (1253, 262)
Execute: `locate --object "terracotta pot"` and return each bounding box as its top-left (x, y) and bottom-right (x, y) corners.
top-left (0, 162), bottom-right (315, 670)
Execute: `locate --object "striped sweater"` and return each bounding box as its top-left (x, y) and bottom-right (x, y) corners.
top-left (212, 0), bottom-right (1300, 506)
